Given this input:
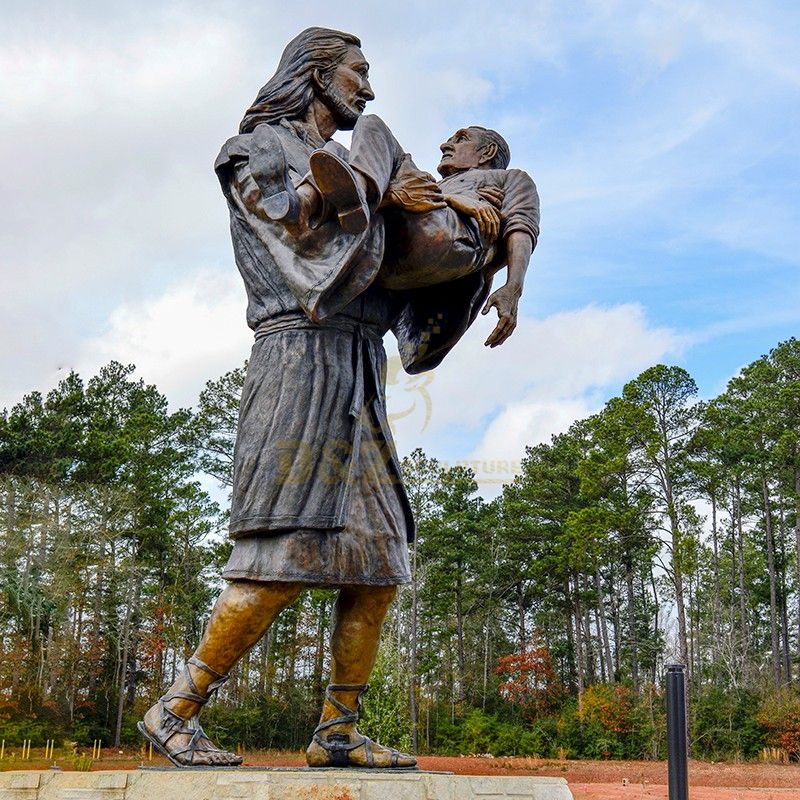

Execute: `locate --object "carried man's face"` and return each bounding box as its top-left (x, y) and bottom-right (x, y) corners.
top-left (320, 45), bottom-right (375, 130)
top-left (437, 128), bottom-right (486, 177)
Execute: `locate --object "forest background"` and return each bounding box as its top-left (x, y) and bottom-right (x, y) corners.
top-left (3, 0), bottom-right (800, 768)
top-left (1, 336), bottom-right (799, 762)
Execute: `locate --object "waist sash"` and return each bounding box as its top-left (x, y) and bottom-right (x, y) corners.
top-left (254, 314), bottom-right (383, 418)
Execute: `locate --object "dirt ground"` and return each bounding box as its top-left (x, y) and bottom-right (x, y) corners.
top-left (3, 749), bottom-right (799, 799)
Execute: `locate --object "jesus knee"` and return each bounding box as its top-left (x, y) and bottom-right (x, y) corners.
top-left (209, 580), bottom-right (302, 635)
top-left (336, 585), bottom-right (397, 626)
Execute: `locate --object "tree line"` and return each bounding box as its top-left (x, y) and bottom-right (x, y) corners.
top-left (1, 339), bottom-right (799, 760)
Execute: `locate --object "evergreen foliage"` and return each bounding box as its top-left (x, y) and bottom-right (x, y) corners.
top-left (2, 340), bottom-right (800, 759)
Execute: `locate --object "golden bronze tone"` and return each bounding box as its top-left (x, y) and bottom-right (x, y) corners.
top-left (139, 26), bottom-right (538, 769)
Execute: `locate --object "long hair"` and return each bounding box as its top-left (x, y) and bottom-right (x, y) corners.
top-left (239, 27), bottom-right (361, 134)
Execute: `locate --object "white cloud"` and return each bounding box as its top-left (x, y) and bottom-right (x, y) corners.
top-left (2, 0), bottom-right (798, 424)
top-left (76, 268), bottom-right (252, 409)
top-left (387, 302), bottom-right (683, 497)
top-left (70, 285), bottom-right (680, 488)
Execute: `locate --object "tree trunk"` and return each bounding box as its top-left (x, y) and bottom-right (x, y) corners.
top-left (778, 497), bottom-right (791, 684)
top-left (455, 567), bottom-right (466, 703)
top-left (594, 568), bottom-right (614, 682)
top-left (649, 567), bottom-right (660, 686)
top-left (762, 475), bottom-right (781, 687)
top-left (667, 503), bottom-right (690, 675)
top-left (688, 577), bottom-right (696, 690)
top-left (595, 607), bottom-right (606, 682)
top-left (795, 467), bottom-right (800, 684)
top-left (113, 571), bottom-right (136, 748)
top-left (735, 480), bottom-right (749, 679)
top-left (263, 627), bottom-right (274, 697)
top-left (573, 577), bottom-right (585, 707)
top-left (693, 574), bottom-right (702, 688)
top-left (626, 556), bottom-right (640, 691)
top-left (312, 598), bottom-right (327, 707)
top-left (583, 602), bottom-right (596, 684)
top-left (410, 540), bottom-right (419, 753)
top-left (565, 596), bottom-right (577, 689)
top-left (609, 570), bottom-right (621, 678)
top-left (482, 616), bottom-right (490, 712)
top-left (710, 493), bottom-right (722, 652)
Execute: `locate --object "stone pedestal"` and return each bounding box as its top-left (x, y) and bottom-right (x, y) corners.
top-left (0, 768), bottom-right (573, 800)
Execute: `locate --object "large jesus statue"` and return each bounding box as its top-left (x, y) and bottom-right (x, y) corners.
top-left (138, 27), bottom-right (538, 769)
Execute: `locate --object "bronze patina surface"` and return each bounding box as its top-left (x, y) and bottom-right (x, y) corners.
top-left (139, 26), bottom-right (539, 770)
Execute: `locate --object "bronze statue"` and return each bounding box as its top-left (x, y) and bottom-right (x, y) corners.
top-left (138, 26), bottom-right (539, 769)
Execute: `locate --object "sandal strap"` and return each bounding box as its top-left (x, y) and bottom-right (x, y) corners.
top-left (160, 657), bottom-right (230, 707)
top-left (314, 715), bottom-right (358, 734)
top-left (188, 655), bottom-right (227, 682)
top-left (152, 701), bottom-right (187, 737)
top-left (309, 731), bottom-right (381, 769)
top-left (312, 683), bottom-right (408, 769)
top-left (328, 683), bottom-right (369, 714)
top-left (141, 711), bottom-right (240, 767)
top-left (170, 727), bottom-right (206, 763)
top-left (313, 684), bottom-right (369, 734)
top-left (188, 656), bottom-right (230, 695)
top-left (160, 690), bottom-right (208, 706)
top-left (149, 702), bottom-right (199, 749)
top-left (312, 732), bottom-right (367, 753)
top-left (327, 683), bottom-right (369, 693)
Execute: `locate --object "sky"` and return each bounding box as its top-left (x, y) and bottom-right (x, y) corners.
top-left (1, 0), bottom-right (799, 498)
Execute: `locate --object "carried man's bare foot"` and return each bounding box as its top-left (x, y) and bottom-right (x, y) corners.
top-left (138, 656), bottom-right (243, 768)
top-left (306, 684), bottom-right (417, 769)
top-left (249, 125), bottom-right (370, 236)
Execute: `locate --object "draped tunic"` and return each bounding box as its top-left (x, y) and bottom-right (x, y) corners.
top-left (214, 116), bottom-right (491, 567)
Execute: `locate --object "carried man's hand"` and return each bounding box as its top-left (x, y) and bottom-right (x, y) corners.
top-left (476, 186), bottom-right (505, 209)
top-left (481, 230), bottom-right (533, 348)
top-left (481, 283), bottom-right (521, 348)
top-left (445, 193), bottom-right (502, 241)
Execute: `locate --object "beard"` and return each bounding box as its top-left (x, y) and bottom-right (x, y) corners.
top-left (320, 82), bottom-right (362, 130)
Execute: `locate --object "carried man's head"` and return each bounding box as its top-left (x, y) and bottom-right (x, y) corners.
top-left (437, 126), bottom-right (511, 177)
top-left (240, 27), bottom-right (374, 134)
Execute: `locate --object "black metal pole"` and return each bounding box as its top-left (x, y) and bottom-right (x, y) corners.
top-left (666, 664), bottom-right (688, 800)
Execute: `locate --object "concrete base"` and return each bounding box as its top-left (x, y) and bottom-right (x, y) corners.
top-left (0, 768), bottom-right (573, 800)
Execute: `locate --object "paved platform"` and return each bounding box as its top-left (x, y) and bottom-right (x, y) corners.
top-left (0, 768), bottom-right (573, 800)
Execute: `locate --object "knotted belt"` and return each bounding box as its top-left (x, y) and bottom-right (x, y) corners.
top-left (254, 314), bottom-right (383, 418)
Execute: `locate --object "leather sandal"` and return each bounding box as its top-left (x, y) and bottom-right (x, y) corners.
top-left (307, 683), bottom-right (416, 769)
top-left (137, 656), bottom-right (243, 768)
top-left (308, 151), bottom-right (370, 235)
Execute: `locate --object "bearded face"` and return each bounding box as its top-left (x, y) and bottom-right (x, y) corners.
top-left (321, 81), bottom-right (363, 128)
top-left (318, 45), bottom-right (374, 131)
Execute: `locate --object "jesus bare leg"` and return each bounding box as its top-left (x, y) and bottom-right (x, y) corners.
top-left (306, 585), bottom-right (416, 768)
top-left (140, 580), bottom-right (414, 768)
top-left (140, 581), bottom-right (302, 767)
